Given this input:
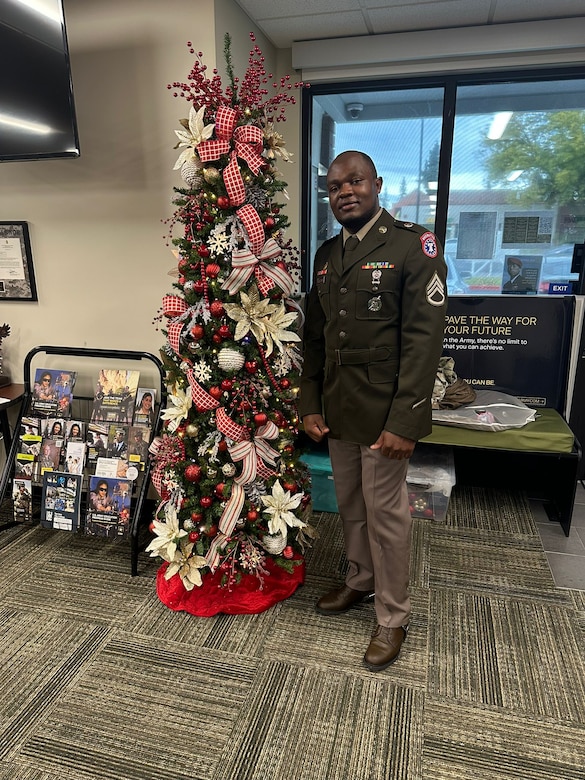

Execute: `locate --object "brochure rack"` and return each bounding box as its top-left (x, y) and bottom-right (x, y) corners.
top-left (0, 346), bottom-right (166, 575)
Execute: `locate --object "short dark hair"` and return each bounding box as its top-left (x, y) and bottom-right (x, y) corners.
top-left (331, 150), bottom-right (378, 178)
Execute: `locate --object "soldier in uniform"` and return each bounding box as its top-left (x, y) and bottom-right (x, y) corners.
top-left (502, 257), bottom-right (531, 293)
top-left (299, 150), bottom-right (447, 671)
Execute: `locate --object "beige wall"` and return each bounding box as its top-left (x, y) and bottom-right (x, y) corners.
top-left (0, 0), bottom-right (303, 386)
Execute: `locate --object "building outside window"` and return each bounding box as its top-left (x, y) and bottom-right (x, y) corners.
top-left (303, 70), bottom-right (585, 296)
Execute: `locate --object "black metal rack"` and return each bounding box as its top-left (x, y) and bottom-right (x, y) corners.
top-left (0, 346), bottom-right (166, 575)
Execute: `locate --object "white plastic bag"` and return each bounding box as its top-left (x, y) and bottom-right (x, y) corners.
top-left (431, 389), bottom-right (536, 432)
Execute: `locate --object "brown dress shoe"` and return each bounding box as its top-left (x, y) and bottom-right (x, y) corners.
top-left (315, 584), bottom-right (375, 615)
top-left (363, 625), bottom-right (408, 671)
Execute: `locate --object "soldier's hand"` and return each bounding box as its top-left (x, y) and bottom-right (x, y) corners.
top-left (370, 430), bottom-right (415, 460)
top-left (302, 414), bottom-right (330, 443)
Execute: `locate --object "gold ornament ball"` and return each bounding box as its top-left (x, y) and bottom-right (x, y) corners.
top-left (203, 167), bottom-right (220, 183)
top-left (186, 423), bottom-right (199, 437)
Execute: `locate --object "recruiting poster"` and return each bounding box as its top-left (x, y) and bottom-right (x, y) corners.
top-left (443, 296), bottom-right (574, 410)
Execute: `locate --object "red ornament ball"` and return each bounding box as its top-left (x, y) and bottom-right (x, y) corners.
top-left (217, 196), bottom-right (230, 209)
top-left (244, 360), bottom-right (258, 374)
top-left (209, 301), bottom-right (224, 318)
top-left (220, 378), bottom-right (233, 391)
top-left (212, 333), bottom-right (223, 344)
top-left (283, 546), bottom-right (294, 560)
top-left (247, 509), bottom-right (258, 521)
top-left (280, 378), bottom-right (291, 390)
top-left (254, 412), bottom-right (268, 427)
top-left (214, 482), bottom-right (226, 498)
top-left (217, 324), bottom-right (232, 339)
top-left (283, 481), bottom-right (297, 493)
top-left (193, 280), bottom-right (205, 294)
top-left (188, 531), bottom-right (200, 543)
top-left (191, 324), bottom-right (205, 340)
top-left (200, 496), bottom-right (213, 508)
top-left (197, 244), bottom-right (210, 258)
top-left (185, 464), bottom-right (202, 483)
top-left (191, 511), bottom-right (203, 523)
top-left (207, 523), bottom-right (219, 538)
top-left (264, 216), bottom-right (275, 229)
top-left (218, 440), bottom-right (228, 452)
top-left (205, 263), bottom-right (220, 278)
top-left (209, 386), bottom-right (223, 400)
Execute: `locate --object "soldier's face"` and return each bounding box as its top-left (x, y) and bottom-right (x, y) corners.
top-left (326, 153), bottom-right (382, 232)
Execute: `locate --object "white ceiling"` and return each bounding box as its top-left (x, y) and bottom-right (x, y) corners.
top-left (234, 0), bottom-right (585, 49)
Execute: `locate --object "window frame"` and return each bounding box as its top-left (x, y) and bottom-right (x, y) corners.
top-left (300, 65), bottom-right (585, 293)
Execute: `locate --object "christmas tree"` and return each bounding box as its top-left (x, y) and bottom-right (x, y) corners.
top-left (147, 34), bottom-right (315, 615)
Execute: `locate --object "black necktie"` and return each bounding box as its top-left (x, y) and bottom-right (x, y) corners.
top-left (343, 235), bottom-right (359, 268)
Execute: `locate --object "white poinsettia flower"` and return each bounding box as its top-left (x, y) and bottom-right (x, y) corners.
top-left (164, 541), bottom-right (207, 590)
top-left (262, 303), bottom-right (301, 357)
top-left (160, 385), bottom-right (192, 433)
top-left (261, 480), bottom-right (305, 538)
top-left (145, 504), bottom-right (188, 562)
top-left (224, 284), bottom-right (277, 343)
top-left (173, 105), bottom-right (215, 170)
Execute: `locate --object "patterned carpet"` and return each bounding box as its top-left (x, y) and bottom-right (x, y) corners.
top-left (1, 485), bottom-right (585, 780)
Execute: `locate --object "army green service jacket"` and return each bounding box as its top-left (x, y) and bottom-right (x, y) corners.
top-left (299, 209), bottom-right (448, 445)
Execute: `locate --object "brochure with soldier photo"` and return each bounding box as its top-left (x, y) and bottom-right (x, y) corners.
top-left (38, 438), bottom-right (63, 475)
top-left (85, 476), bottom-right (132, 539)
top-left (12, 479), bottom-right (33, 523)
top-left (17, 432), bottom-right (42, 480)
top-left (40, 472), bottom-right (82, 531)
top-left (31, 368), bottom-right (77, 418)
top-left (91, 369), bottom-right (140, 424)
top-left (86, 423), bottom-right (108, 465)
top-left (127, 425), bottom-right (150, 470)
top-left (106, 424), bottom-right (129, 460)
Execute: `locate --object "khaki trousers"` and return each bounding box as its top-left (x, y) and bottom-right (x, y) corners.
top-left (328, 438), bottom-right (412, 627)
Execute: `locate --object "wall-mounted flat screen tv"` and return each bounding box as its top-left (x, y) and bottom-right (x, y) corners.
top-left (0, 0), bottom-right (80, 162)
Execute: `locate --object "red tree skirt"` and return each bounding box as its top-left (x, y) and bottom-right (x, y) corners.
top-left (156, 557), bottom-right (305, 616)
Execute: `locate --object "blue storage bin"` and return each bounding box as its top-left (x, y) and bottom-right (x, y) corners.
top-left (300, 450), bottom-right (339, 513)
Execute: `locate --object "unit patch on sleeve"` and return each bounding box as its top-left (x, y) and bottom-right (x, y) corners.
top-left (420, 231), bottom-right (438, 258)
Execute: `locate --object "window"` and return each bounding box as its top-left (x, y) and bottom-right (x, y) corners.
top-left (303, 70), bottom-right (585, 296)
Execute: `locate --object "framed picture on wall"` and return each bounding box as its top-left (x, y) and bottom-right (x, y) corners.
top-left (0, 221), bottom-right (38, 301)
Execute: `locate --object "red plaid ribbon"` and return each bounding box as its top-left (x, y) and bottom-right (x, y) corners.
top-left (197, 105), bottom-right (236, 162)
top-left (185, 369), bottom-right (220, 411)
top-left (167, 320), bottom-right (184, 356)
top-left (197, 106), bottom-right (265, 208)
top-left (234, 125), bottom-right (264, 174)
top-left (236, 204), bottom-right (265, 255)
top-left (224, 151), bottom-right (245, 206)
top-left (162, 295), bottom-right (188, 318)
top-left (216, 407), bottom-right (249, 442)
top-left (222, 238), bottom-right (294, 297)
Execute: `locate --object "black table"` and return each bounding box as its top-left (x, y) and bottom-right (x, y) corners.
top-left (0, 383), bottom-right (25, 458)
